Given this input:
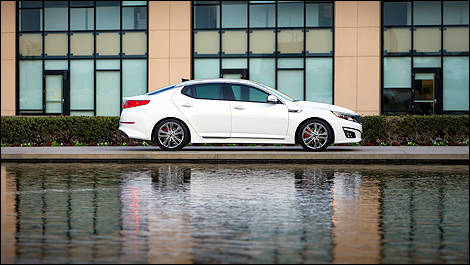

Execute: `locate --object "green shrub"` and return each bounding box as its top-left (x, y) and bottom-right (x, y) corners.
top-left (1, 115), bottom-right (468, 146)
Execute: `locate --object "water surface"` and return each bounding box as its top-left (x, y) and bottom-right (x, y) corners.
top-left (1, 163), bottom-right (468, 264)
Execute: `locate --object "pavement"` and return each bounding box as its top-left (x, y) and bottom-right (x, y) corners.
top-left (1, 146), bottom-right (468, 164)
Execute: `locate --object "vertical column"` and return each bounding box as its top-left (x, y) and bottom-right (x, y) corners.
top-left (1, 1), bottom-right (16, 116)
top-left (148, 1), bottom-right (191, 92)
top-left (334, 1), bottom-right (380, 115)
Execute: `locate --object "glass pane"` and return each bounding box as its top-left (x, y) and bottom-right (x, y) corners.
top-left (194, 59), bottom-right (220, 79)
top-left (278, 29), bottom-right (303, 55)
top-left (222, 1), bottom-right (247, 28)
top-left (122, 1), bottom-right (147, 6)
top-left (70, 111), bottom-right (94, 116)
top-left (413, 57), bottom-right (441, 68)
top-left (70, 8), bottom-right (94, 30)
top-left (123, 7), bottom-right (147, 30)
top-left (249, 58), bottom-right (275, 88)
top-left (45, 75), bottom-right (63, 114)
top-left (278, 1), bottom-right (303, 27)
top-left (383, 88), bottom-right (412, 112)
top-left (306, 29), bottom-right (332, 54)
top-left (413, 1), bottom-right (441, 26)
top-left (383, 2), bottom-right (411, 26)
top-left (70, 60), bottom-right (94, 109)
top-left (45, 33), bottom-right (68, 57)
top-left (96, 1), bottom-right (120, 30)
top-left (20, 9), bottom-right (42, 31)
top-left (20, 1), bottom-right (43, 8)
top-left (19, 61), bottom-right (43, 110)
top-left (70, 33), bottom-right (94, 56)
top-left (278, 70), bottom-right (303, 100)
top-left (443, 57), bottom-right (469, 111)
top-left (249, 30), bottom-right (275, 55)
top-left (123, 60), bottom-right (147, 97)
top-left (384, 57), bottom-right (411, 88)
top-left (249, 4), bottom-right (275, 28)
top-left (96, 71), bottom-right (121, 116)
top-left (70, 1), bottom-right (94, 7)
top-left (194, 31), bottom-right (220, 55)
top-left (123, 32), bottom-right (147, 56)
top-left (194, 84), bottom-right (223, 100)
top-left (194, 5), bottom-right (220, 29)
top-left (444, 1), bottom-right (469, 25)
top-left (222, 58), bottom-right (247, 69)
top-left (229, 85), bottom-right (269, 103)
top-left (96, 32), bottom-right (120, 56)
top-left (19, 33), bottom-right (42, 57)
top-left (414, 27), bottom-right (441, 53)
top-left (306, 3), bottom-right (333, 27)
top-left (384, 27), bottom-right (411, 53)
top-left (44, 1), bottom-right (68, 31)
top-left (443, 27), bottom-right (469, 53)
top-left (45, 60), bottom-right (68, 70)
top-left (96, 59), bottom-right (120, 70)
top-left (306, 58), bottom-right (332, 104)
top-left (278, 58), bottom-right (303, 68)
top-left (222, 30), bottom-right (247, 55)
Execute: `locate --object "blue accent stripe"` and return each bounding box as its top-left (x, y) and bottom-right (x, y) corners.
top-left (146, 85), bottom-right (176, 96)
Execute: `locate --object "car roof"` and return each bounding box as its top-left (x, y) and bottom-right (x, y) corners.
top-left (175, 79), bottom-right (260, 87)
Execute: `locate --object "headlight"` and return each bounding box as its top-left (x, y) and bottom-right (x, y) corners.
top-left (331, 111), bottom-right (361, 124)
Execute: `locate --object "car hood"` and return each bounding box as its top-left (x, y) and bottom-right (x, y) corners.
top-left (294, 101), bottom-right (357, 115)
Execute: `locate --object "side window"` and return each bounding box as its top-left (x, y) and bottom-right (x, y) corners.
top-left (181, 86), bottom-right (193, 97)
top-left (228, 84), bottom-right (270, 103)
top-left (194, 83), bottom-right (224, 100)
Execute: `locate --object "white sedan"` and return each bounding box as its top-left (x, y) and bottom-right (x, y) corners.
top-left (119, 79), bottom-right (362, 151)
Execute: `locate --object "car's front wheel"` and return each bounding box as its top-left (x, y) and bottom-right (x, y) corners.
top-left (154, 119), bottom-right (189, 151)
top-left (297, 119), bottom-right (333, 151)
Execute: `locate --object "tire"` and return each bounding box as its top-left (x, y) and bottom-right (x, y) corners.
top-left (153, 119), bottom-right (189, 151)
top-left (297, 119), bottom-right (333, 151)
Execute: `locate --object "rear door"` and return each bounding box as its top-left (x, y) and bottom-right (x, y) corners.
top-left (172, 83), bottom-right (231, 138)
top-left (225, 84), bottom-right (289, 139)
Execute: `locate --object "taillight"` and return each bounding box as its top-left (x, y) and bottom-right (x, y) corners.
top-left (122, 100), bottom-right (150, 109)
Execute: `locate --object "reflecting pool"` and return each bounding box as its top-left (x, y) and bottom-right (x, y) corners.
top-left (1, 163), bottom-right (468, 264)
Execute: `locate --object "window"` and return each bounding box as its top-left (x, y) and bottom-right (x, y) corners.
top-left (227, 84), bottom-right (270, 103)
top-left (17, 1), bottom-right (148, 116)
top-left (382, 1), bottom-right (469, 114)
top-left (193, 1), bottom-right (334, 103)
top-left (193, 84), bottom-right (224, 100)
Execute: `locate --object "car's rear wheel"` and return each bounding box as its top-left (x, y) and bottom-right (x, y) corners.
top-left (154, 119), bottom-right (189, 151)
top-left (297, 119), bottom-right (333, 151)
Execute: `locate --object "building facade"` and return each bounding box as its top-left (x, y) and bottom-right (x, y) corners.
top-left (1, 0), bottom-right (468, 116)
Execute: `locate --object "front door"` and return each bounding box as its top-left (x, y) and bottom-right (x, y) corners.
top-left (44, 70), bottom-right (69, 115)
top-left (412, 68), bottom-right (442, 114)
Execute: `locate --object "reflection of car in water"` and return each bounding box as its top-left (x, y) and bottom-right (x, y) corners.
top-left (119, 79), bottom-right (362, 151)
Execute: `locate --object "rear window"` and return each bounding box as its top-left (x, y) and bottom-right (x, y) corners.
top-left (181, 83), bottom-right (224, 100)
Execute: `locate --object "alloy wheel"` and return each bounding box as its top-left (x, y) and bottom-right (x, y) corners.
top-left (158, 121), bottom-right (185, 149)
top-left (301, 122), bottom-right (329, 150)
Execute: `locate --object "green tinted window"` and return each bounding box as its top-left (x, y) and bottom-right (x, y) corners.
top-left (229, 85), bottom-right (269, 103)
top-left (194, 84), bottom-right (224, 100)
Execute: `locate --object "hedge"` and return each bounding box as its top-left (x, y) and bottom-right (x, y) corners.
top-left (1, 115), bottom-right (469, 146)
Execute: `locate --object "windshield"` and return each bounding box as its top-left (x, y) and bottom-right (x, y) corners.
top-left (254, 82), bottom-right (295, 102)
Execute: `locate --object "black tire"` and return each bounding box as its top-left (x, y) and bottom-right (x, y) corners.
top-left (153, 119), bottom-right (190, 151)
top-left (297, 119), bottom-right (333, 151)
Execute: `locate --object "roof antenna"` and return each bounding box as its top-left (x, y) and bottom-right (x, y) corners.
top-left (181, 78), bottom-right (189, 82)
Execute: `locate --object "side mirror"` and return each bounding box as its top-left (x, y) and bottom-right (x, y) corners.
top-left (267, 95), bottom-right (279, 104)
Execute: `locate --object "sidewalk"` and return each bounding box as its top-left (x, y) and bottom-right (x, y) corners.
top-left (1, 146), bottom-right (468, 164)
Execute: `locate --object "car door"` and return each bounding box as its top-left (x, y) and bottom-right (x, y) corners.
top-left (172, 83), bottom-right (231, 138)
top-left (226, 83), bottom-right (288, 139)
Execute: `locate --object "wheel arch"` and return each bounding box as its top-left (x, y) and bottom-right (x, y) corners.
top-left (294, 117), bottom-right (335, 145)
top-left (151, 117), bottom-right (191, 143)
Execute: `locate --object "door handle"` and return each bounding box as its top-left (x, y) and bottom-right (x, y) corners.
top-left (234, 106), bottom-right (245, 110)
top-left (182, 103), bottom-right (193, 108)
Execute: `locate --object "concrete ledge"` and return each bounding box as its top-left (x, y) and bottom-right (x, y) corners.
top-left (1, 146), bottom-right (468, 164)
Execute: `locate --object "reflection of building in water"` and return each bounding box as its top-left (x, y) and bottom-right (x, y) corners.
top-left (331, 171), bottom-right (381, 263)
top-left (1, 165), bottom-right (17, 264)
top-left (9, 165), bottom-right (122, 263)
top-left (381, 173), bottom-right (469, 264)
top-left (119, 165), bottom-right (193, 264)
